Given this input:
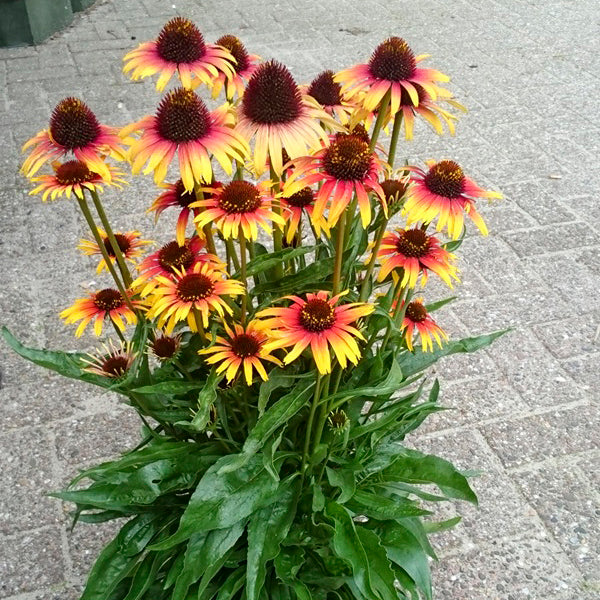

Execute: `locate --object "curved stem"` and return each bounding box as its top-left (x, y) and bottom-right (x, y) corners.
top-left (76, 195), bottom-right (136, 312)
top-left (89, 189), bottom-right (132, 287)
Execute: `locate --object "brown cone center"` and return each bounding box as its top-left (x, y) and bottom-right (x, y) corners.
top-left (307, 70), bottom-right (342, 107)
top-left (368, 37), bottom-right (417, 82)
top-left (93, 289), bottom-right (124, 312)
top-left (101, 355), bottom-right (130, 377)
top-left (405, 301), bottom-right (428, 323)
top-left (396, 229), bottom-right (431, 258)
top-left (103, 234), bottom-right (131, 257)
top-left (151, 335), bottom-right (179, 359)
top-left (230, 333), bottom-right (261, 358)
top-left (55, 160), bottom-right (95, 185)
top-left (156, 17), bottom-right (206, 64)
top-left (323, 135), bottom-right (371, 181)
top-left (218, 180), bottom-right (262, 214)
top-left (156, 88), bottom-right (211, 143)
top-left (158, 241), bottom-right (195, 273)
top-left (284, 187), bottom-right (314, 209)
top-left (176, 273), bottom-right (214, 302)
top-left (216, 34), bottom-right (250, 73)
top-left (424, 161), bottom-right (465, 198)
top-left (299, 298), bottom-right (335, 333)
top-left (49, 98), bottom-right (101, 150)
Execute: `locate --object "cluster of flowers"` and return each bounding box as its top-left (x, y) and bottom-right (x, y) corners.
top-left (21, 17), bottom-right (501, 388)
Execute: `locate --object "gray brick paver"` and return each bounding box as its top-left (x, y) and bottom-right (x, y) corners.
top-left (0, 0), bottom-right (598, 598)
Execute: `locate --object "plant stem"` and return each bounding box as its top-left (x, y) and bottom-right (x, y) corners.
top-left (269, 165), bottom-right (284, 279)
top-left (332, 215), bottom-right (346, 296)
top-left (301, 372), bottom-right (323, 477)
top-left (89, 189), bottom-right (132, 287)
top-left (369, 90), bottom-right (391, 152)
top-left (359, 219), bottom-right (389, 302)
top-left (76, 195), bottom-right (135, 312)
top-left (239, 233), bottom-right (247, 326)
top-left (387, 111), bottom-right (403, 168)
top-left (226, 238), bottom-right (241, 272)
top-left (110, 318), bottom-right (126, 343)
top-left (311, 373), bottom-right (331, 454)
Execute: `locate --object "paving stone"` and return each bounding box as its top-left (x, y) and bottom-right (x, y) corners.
top-left (514, 464), bottom-right (600, 581)
top-left (0, 526), bottom-right (66, 596)
top-left (481, 403), bottom-right (599, 469)
top-left (561, 353), bottom-right (600, 396)
top-left (532, 312), bottom-right (600, 360)
top-left (431, 532), bottom-right (590, 600)
top-left (0, 428), bottom-right (62, 535)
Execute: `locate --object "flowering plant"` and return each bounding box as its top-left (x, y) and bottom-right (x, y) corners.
top-left (4, 18), bottom-right (504, 600)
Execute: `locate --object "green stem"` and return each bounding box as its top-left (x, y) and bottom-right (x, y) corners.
top-left (380, 279), bottom-right (406, 353)
top-left (332, 215), bottom-right (347, 296)
top-left (369, 90), bottom-right (391, 152)
top-left (89, 189), bottom-right (132, 287)
top-left (358, 219), bottom-right (389, 302)
top-left (239, 233), bottom-right (247, 326)
top-left (301, 372), bottom-right (323, 477)
top-left (76, 195), bottom-right (135, 311)
top-left (110, 318), bottom-right (126, 343)
top-left (226, 238), bottom-right (241, 272)
top-left (270, 165), bottom-right (284, 279)
top-left (387, 111), bottom-right (403, 168)
top-left (311, 373), bottom-right (331, 453)
top-left (173, 358), bottom-right (193, 381)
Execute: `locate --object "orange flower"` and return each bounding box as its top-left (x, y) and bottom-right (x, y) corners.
top-left (60, 289), bottom-right (141, 337)
top-left (283, 132), bottom-right (387, 230)
top-left (121, 88), bottom-right (248, 192)
top-left (28, 160), bottom-right (126, 201)
top-left (145, 262), bottom-right (243, 333)
top-left (258, 291), bottom-right (374, 375)
top-left (199, 321), bottom-right (281, 385)
top-left (304, 70), bottom-right (355, 124)
top-left (78, 229), bottom-right (152, 274)
top-left (82, 340), bottom-right (136, 378)
top-left (399, 298), bottom-right (448, 352)
top-left (123, 17), bottom-right (236, 91)
top-left (193, 180), bottom-right (285, 240)
top-left (404, 160), bottom-right (502, 239)
top-left (22, 98), bottom-right (124, 180)
top-left (377, 227), bottom-right (458, 288)
top-left (209, 35), bottom-right (260, 100)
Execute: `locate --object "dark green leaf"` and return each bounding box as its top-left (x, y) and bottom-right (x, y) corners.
top-left (424, 297), bottom-right (456, 313)
top-left (235, 246), bottom-right (314, 278)
top-left (175, 369), bottom-right (223, 432)
top-left (355, 528), bottom-right (398, 600)
top-left (152, 455), bottom-right (281, 549)
top-left (326, 468), bottom-right (355, 504)
top-left (131, 381), bottom-right (205, 395)
top-left (247, 479), bottom-right (299, 600)
top-left (348, 490), bottom-right (430, 519)
top-left (253, 258), bottom-right (334, 295)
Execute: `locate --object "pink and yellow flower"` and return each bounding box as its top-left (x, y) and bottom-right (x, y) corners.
top-left (377, 227), bottom-right (458, 288)
top-left (145, 262), bottom-right (243, 333)
top-left (123, 17), bottom-right (236, 91)
top-left (236, 60), bottom-right (338, 176)
top-left (22, 98), bottom-right (124, 180)
top-left (121, 88), bottom-right (248, 192)
top-left (404, 160), bottom-right (502, 239)
top-left (60, 288), bottom-right (142, 337)
top-left (283, 132), bottom-right (387, 230)
top-left (28, 160), bottom-right (126, 201)
top-left (208, 35), bottom-right (260, 100)
top-left (82, 340), bottom-right (136, 378)
top-left (280, 186), bottom-right (329, 244)
top-left (335, 37), bottom-right (450, 115)
top-left (257, 291), bottom-right (374, 375)
top-left (304, 70), bottom-right (355, 124)
top-left (78, 229), bottom-right (152, 274)
top-left (133, 237), bottom-right (223, 297)
top-left (199, 320), bottom-right (282, 385)
top-left (399, 298), bottom-right (448, 352)
top-left (192, 180), bottom-right (285, 240)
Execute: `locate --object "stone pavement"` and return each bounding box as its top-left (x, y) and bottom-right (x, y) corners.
top-left (0, 0), bottom-right (598, 598)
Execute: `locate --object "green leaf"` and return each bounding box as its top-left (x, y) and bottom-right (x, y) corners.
top-left (355, 528), bottom-right (398, 600)
top-left (423, 516), bottom-right (462, 534)
top-left (173, 522), bottom-right (245, 600)
top-left (326, 501), bottom-right (376, 600)
top-left (220, 381), bottom-right (314, 474)
top-left (274, 546), bottom-right (305, 585)
top-left (131, 381), bottom-right (205, 395)
top-left (253, 258), bottom-right (334, 295)
top-left (380, 447), bottom-right (478, 504)
top-left (152, 455), bottom-right (281, 549)
top-left (380, 523), bottom-right (433, 600)
top-left (216, 566), bottom-right (246, 600)
top-left (326, 468), bottom-right (355, 504)
top-left (397, 330), bottom-right (508, 378)
top-left (348, 490), bottom-right (430, 519)
top-left (424, 297), bottom-right (456, 313)
top-left (235, 246), bottom-right (314, 278)
top-left (122, 550), bottom-right (167, 600)
top-left (246, 479), bottom-right (300, 600)
top-left (175, 369), bottom-right (223, 432)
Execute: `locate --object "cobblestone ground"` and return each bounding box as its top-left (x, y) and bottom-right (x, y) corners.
top-left (1, 0), bottom-right (599, 598)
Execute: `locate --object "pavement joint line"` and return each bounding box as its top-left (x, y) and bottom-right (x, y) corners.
top-left (505, 447), bottom-right (600, 474)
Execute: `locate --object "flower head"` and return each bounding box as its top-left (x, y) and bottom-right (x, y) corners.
top-left (60, 288), bottom-right (141, 337)
top-left (122, 88), bottom-right (248, 191)
top-left (22, 98), bottom-right (124, 180)
top-left (145, 262), bottom-right (243, 333)
top-left (377, 227), bottom-right (459, 288)
top-left (82, 340), bottom-right (136, 378)
top-left (193, 180), bottom-right (285, 240)
top-left (404, 160), bottom-right (502, 239)
top-left (305, 70), bottom-right (355, 124)
top-left (199, 320), bottom-right (281, 385)
top-left (28, 160), bottom-right (126, 201)
top-left (78, 229), bottom-right (152, 274)
top-left (335, 37), bottom-right (450, 116)
top-left (400, 298), bottom-right (448, 352)
top-left (209, 35), bottom-right (260, 100)
top-left (328, 409), bottom-right (350, 433)
top-left (148, 331), bottom-right (182, 362)
top-left (258, 291), bottom-right (374, 375)
top-left (280, 185), bottom-right (329, 244)
top-left (133, 236), bottom-right (223, 297)
top-left (237, 60), bottom-right (338, 176)
top-left (123, 17), bottom-right (236, 91)
top-left (283, 133), bottom-right (386, 230)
